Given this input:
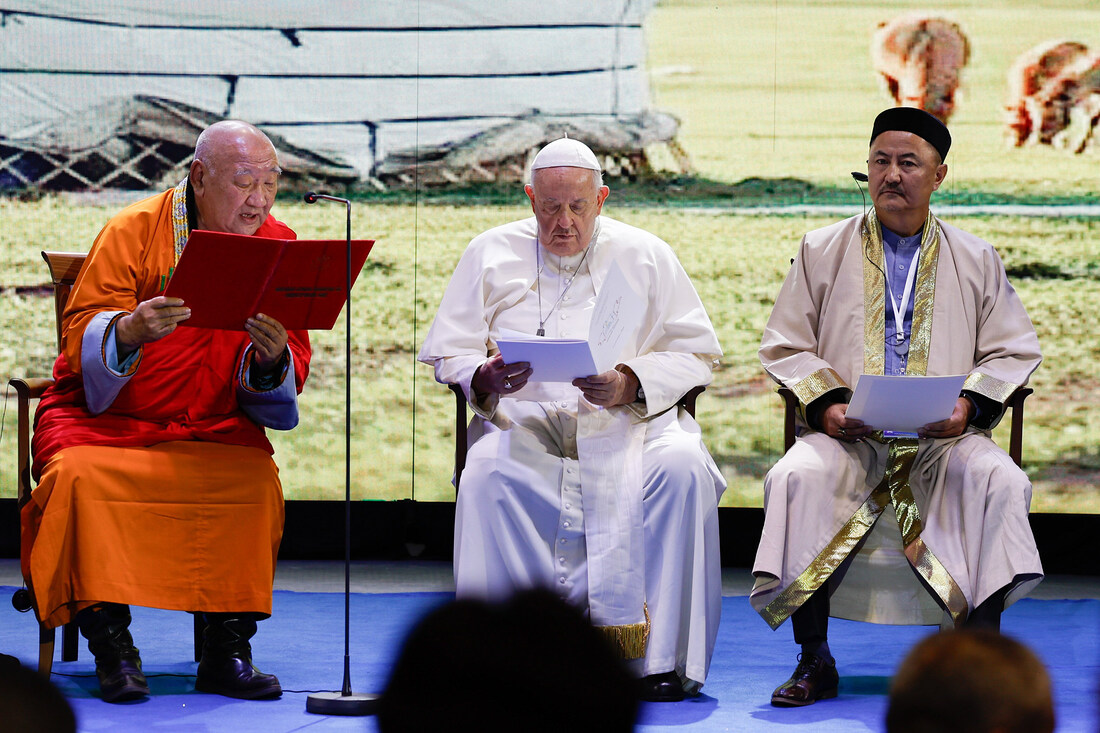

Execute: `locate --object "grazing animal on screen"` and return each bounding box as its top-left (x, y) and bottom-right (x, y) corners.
top-left (871, 13), bottom-right (971, 124)
top-left (1006, 42), bottom-right (1100, 153)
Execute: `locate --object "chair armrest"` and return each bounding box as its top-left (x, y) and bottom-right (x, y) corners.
top-left (448, 384), bottom-right (468, 494)
top-left (1006, 387), bottom-right (1032, 468)
top-left (778, 387), bottom-right (799, 452)
top-left (10, 377), bottom-right (54, 400)
top-left (678, 385), bottom-right (705, 419)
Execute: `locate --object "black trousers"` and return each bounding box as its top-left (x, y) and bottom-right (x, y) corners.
top-left (791, 582), bottom-right (1007, 644)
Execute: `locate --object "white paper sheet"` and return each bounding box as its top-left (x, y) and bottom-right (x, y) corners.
top-left (845, 374), bottom-right (968, 436)
top-left (495, 261), bottom-right (641, 382)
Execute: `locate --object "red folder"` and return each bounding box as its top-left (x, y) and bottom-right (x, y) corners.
top-left (164, 230), bottom-right (374, 330)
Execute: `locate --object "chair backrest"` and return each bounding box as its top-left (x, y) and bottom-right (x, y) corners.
top-left (41, 251), bottom-right (88, 353)
top-left (11, 252), bottom-right (87, 508)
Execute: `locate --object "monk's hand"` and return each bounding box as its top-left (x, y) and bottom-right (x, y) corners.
top-left (918, 396), bottom-right (973, 439)
top-left (472, 353), bottom-right (532, 397)
top-left (573, 366), bottom-right (638, 408)
top-left (822, 402), bottom-right (871, 442)
top-left (246, 313), bottom-right (289, 372)
top-left (115, 296), bottom-right (190, 353)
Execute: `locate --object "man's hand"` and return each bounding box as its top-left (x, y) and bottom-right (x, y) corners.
top-left (115, 296), bottom-right (190, 353)
top-left (245, 313), bottom-right (289, 371)
top-left (918, 396), bottom-right (973, 439)
top-left (573, 367), bottom-right (638, 408)
top-left (472, 354), bottom-right (532, 397)
top-left (822, 402), bottom-right (872, 442)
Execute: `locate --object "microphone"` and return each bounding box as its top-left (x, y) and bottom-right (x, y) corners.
top-left (850, 171), bottom-right (869, 182)
top-left (301, 190), bottom-right (380, 717)
top-left (304, 191), bottom-right (349, 205)
top-left (850, 172), bottom-right (868, 227)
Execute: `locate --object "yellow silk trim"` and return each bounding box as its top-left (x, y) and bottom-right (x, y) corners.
top-left (904, 537), bottom-right (970, 625)
top-left (963, 372), bottom-right (1020, 404)
top-left (862, 210), bottom-right (886, 377)
top-left (790, 367), bottom-right (848, 406)
top-left (758, 439), bottom-right (967, 629)
top-left (171, 177), bottom-right (189, 265)
top-left (861, 209), bottom-right (940, 377)
top-left (597, 602), bottom-right (650, 660)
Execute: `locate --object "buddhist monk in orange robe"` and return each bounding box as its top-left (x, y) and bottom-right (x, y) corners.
top-left (22, 120), bottom-right (311, 703)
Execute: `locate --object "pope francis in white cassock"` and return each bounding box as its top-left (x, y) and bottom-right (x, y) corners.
top-left (418, 138), bottom-right (725, 701)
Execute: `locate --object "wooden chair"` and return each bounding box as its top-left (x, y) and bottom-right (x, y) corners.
top-left (449, 383), bottom-right (706, 492)
top-left (9, 251), bottom-right (202, 674)
top-left (776, 385), bottom-right (1033, 464)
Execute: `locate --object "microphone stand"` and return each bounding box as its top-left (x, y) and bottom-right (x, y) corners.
top-left (302, 191), bottom-right (380, 716)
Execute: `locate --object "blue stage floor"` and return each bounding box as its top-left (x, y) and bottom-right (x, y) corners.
top-left (1, 562), bottom-right (1097, 732)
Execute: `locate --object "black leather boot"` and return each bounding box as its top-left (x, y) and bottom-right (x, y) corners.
top-left (195, 613), bottom-right (281, 699)
top-left (75, 603), bottom-right (149, 703)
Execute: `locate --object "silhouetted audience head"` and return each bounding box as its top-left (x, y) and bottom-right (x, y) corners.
top-left (0, 660), bottom-right (77, 733)
top-left (378, 589), bottom-right (638, 732)
top-left (886, 629), bottom-right (1054, 733)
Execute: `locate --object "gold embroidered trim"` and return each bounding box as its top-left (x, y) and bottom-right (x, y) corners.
top-left (963, 372), bottom-right (1019, 404)
top-left (597, 603), bottom-right (650, 660)
top-left (790, 368), bottom-right (848, 406)
top-left (904, 537), bottom-right (969, 625)
top-left (885, 440), bottom-right (922, 545)
top-left (171, 177), bottom-right (189, 266)
top-left (862, 209), bottom-right (940, 377)
top-left (862, 209), bottom-right (886, 377)
top-left (757, 483), bottom-right (889, 630)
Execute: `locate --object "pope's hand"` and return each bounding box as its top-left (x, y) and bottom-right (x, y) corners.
top-left (573, 367), bottom-right (637, 407)
top-left (473, 353), bottom-right (532, 396)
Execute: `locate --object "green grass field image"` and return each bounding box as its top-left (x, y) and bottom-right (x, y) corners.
top-left (2, 1), bottom-right (1097, 512)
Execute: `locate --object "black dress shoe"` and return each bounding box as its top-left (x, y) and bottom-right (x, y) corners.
top-left (196, 656), bottom-right (282, 700)
top-left (638, 671), bottom-right (685, 702)
top-left (771, 653), bottom-right (839, 707)
top-left (98, 655), bottom-right (149, 704)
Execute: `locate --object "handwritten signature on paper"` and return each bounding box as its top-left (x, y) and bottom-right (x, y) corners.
top-left (594, 295), bottom-right (623, 347)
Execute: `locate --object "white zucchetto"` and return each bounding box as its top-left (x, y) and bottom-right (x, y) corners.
top-left (530, 137), bottom-right (602, 172)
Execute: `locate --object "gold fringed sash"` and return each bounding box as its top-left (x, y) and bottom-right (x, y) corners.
top-left (882, 439), bottom-right (969, 625)
top-left (598, 603), bottom-right (650, 659)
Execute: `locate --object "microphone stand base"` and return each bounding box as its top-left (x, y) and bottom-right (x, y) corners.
top-left (306, 691), bottom-right (381, 716)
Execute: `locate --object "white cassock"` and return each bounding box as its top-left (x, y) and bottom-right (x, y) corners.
top-left (419, 215), bottom-right (726, 689)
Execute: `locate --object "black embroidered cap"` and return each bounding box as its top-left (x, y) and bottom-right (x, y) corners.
top-left (870, 107), bottom-right (951, 161)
